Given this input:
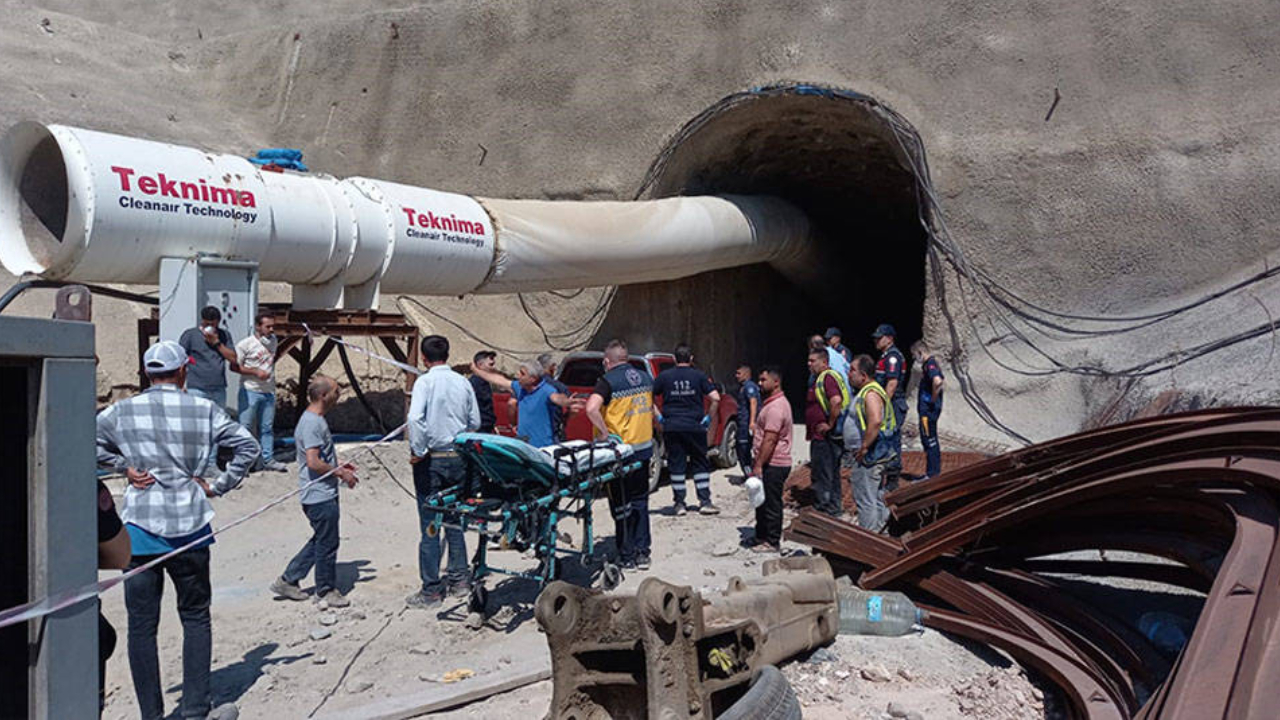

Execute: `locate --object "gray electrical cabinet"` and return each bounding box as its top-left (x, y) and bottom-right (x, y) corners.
top-left (158, 257), bottom-right (260, 413)
top-left (0, 315), bottom-right (97, 719)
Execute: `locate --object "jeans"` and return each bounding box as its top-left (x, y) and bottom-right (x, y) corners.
top-left (665, 430), bottom-right (711, 506)
top-left (809, 437), bottom-right (843, 516)
top-left (735, 437), bottom-right (754, 477)
top-left (282, 499), bottom-right (340, 596)
top-left (238, 387), bottom-right (276, 464)
top-left (607, 459), bottom-right (652, 562)
top-left (920, 410), bottom-right (942, 478)
top-left (754, 465), bottom-right (789, 547)
top-left (186, 386), bottom-right (227, 409)
top-left (851, 462), bottom-right (890, 532)
top-left (413, 456), bottom-right (469, 596)
top-left (125, 548), bottom-right (212, 720)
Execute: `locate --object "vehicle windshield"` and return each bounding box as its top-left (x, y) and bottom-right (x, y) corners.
top-left (558, 357), bottom-right (647, 387)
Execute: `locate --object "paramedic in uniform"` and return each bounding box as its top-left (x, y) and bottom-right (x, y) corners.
top-left (872, 324), bottom-right (909, 484)
top-left (585, 339), bottom-right (655, 571)
top-left (652, 343), bottom-right (721, 516)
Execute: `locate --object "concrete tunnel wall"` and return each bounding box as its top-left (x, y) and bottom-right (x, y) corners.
top-left (3, 0), bottom-right (1280, 442)
top-left (597, 88), bottom-right (928, 406)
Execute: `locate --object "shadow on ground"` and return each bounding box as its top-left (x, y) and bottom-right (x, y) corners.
top-left (162, 642), bottom-right (310, 715)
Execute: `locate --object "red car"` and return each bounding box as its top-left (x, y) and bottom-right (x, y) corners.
top-left (492, 351), bottom-right (739, 490)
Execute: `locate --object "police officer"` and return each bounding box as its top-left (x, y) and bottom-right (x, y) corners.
top-left (653, 343), bottom-right (722, 516)
top-left (733, 364), bottom-right (761, 477)
top-left (872, 324), bottom-right (909, 483)
top-left (911, 340), bottom-right (945, 478)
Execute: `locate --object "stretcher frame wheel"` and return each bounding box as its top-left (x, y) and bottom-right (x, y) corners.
top-left (601, 562), bottom-right (623, 591)
top-left (468, 582), bottom-right (488, 614)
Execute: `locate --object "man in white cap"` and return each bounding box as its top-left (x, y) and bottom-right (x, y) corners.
top-left (96, 340), bottom-right (258, 720)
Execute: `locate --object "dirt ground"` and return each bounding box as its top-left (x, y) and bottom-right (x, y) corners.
top-left (99, 429), bottom-right (1054, 719)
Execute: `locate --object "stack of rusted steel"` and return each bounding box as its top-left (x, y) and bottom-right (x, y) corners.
top-left (787, 407), bottom-right (1280, 719)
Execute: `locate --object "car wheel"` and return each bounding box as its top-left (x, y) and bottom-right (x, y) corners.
top-left (648, 433), bottom-right (667, 493)
top-left (718, 665), bottom-right (801, 720)
top-left (714, 419), bottom-right (738, 469)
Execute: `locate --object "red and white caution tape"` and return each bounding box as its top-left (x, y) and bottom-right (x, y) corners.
top-left (0, 324), bottom-right (428, 629)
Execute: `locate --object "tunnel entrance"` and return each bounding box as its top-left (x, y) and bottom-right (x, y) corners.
top-left (596, 84), bottom-right (930, 404)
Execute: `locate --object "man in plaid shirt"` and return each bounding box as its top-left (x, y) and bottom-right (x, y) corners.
top-left (96, 340), bottom-right (257, 720)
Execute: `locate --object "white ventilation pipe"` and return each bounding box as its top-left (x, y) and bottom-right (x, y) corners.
top-left (0, 123), bottom-right (810, 308)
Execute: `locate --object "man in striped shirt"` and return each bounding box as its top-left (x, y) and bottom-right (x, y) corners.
top-left (95, 340), bottom-right (257, 720)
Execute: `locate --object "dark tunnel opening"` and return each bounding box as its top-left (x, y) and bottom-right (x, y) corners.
top-left (596, 84), bottom-right (930, 406)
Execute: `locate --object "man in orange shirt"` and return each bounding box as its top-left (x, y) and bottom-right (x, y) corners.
top-left (750, 366), bottom-right (793, 552)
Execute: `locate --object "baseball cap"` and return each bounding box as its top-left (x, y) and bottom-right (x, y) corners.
top-left (871, 323), bottom-right (897, 339)
top-left (824, 326), bottom-right (842, 340)
top-left (143, 340), bottom-right (192, 375)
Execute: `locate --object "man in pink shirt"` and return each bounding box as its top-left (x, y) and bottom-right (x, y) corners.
top-left (750, 366), bottom-right (793, 552)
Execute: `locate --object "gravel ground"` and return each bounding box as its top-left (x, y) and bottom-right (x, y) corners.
top-left (99, 430), bottom-right (1058, 719)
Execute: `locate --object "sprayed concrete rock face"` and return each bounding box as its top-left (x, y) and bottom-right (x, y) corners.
top-left (3, 0), bottom-right (1279, 441)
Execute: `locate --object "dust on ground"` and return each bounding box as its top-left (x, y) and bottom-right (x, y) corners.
top-left (100, 434), bottom-right (1055, 719)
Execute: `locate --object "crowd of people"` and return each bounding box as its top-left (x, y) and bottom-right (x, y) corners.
top-left (92, 304), bottom-right (945, 719)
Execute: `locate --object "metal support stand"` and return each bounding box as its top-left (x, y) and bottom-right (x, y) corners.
top-left (267, 307), bottom-right (420, 426)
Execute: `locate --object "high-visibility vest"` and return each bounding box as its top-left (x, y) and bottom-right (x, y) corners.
top-left (855, 381), bottom-right (897, 435)
top-left (814, 368), bottom-right (851, 415)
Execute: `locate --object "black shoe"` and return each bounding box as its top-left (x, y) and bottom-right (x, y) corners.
top-left (636, 555), bottom-right (651, 571)
top-left (619, 557), bottom-right (638, 570)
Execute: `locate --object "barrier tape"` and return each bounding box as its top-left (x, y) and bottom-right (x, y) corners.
top-left (0, 423), bottom-right (408, 630)
top-left (302, 323), bottom-right (422, 375)
top-left (0, 326), bottom-right (426, 630)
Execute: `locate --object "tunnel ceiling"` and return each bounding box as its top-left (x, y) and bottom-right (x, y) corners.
top-left (597, 84), bottom-right (929, 398)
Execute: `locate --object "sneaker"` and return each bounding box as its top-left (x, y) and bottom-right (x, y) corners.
top-left (207, 703), bottom-right (240, 720)
top-left (698, 503), bottom-right (721, 516)
top-left (405, 590), bottom-right (444, 609)
top-left (447, 580), bottom-right (472, 598)
top-left (263, 460), bottom-right (289, 472)
top-left (619, 557), bottom-right (638, 570)
top-left (636, 555), bottom-right (651, 571)
top-left (673, 503), bottom-right (688, 516)
top-left (320, 590), bottom-right (350, 608)
top-left (750, 542), bottom-right (779, 554)
top-left (270, 577), bottom-right (308, 601)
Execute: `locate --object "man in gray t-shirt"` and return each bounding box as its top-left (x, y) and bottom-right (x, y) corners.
top-left (177, 306), bottom-right (239, 408)
top-left (271, 376), bottom-right (358, 606)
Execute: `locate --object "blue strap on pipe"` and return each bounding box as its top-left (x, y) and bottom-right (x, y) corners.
top-left (247, 148), bottom-right (309, 172)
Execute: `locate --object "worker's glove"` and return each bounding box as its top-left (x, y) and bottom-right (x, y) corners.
top-left (700, 414), bottom-right (711, 429)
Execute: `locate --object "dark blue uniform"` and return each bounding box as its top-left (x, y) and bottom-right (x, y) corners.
top-left (875, 346), bottom-right (908, 476)
top-left (917, 356), bottom-right (944, 478)
top-left (735, 379), bottom-right (761, 475)
top-left (653, 366), bottom-right (716, 508)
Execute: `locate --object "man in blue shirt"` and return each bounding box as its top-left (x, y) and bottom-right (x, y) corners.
top-left (733, 364), bottom-right (761, 477)
top-left (471, 357), bottom-right (575, 447)
top-left (653, 343), bottom-right (721, 515)
top-left (406, 335), bottom-right (480, 608)
top-left (538, 352), bottom-right (571, 442)
top-left (911, 340), bottom-right (946, 478)
top-left (825, 327), bottom-right (854, 366)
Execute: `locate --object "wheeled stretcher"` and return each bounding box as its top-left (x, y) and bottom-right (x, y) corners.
top-left (421, 432), bottom-right (641, 613)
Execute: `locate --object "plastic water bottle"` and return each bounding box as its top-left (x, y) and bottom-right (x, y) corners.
top-left (744, 476), bottom-right (765, 508)
top-left (837, 587), bottom-right (926, 636)
top-left (1138, 611), bottom-right (1191, 654)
